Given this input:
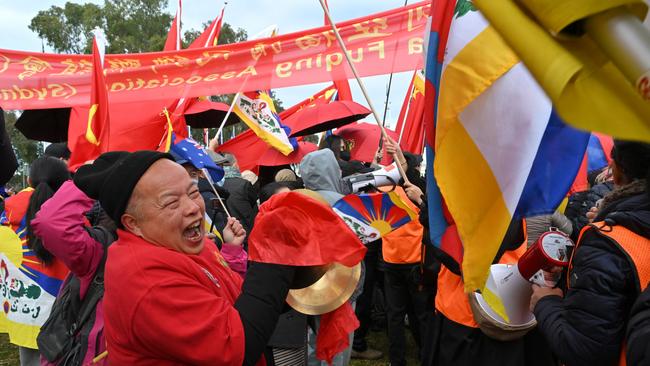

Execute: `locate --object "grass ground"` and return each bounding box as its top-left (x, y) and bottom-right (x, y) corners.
top-left (0, 334), bottom-right (19, 366)
top-left (0, 328), bottom-right (418, 365)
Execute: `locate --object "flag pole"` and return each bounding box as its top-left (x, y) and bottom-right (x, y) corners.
top-left (381, 0), bottom-right (409, 127)
top-left (202, 168), bottom-right (232, 217)
top-left (318, 0), bottom-right (409, 183)
top-left (212, 92), bottom-right (240, 145)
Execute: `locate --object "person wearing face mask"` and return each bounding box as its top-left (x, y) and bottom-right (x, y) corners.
top-left (72, 151), bottom-right (297, 365)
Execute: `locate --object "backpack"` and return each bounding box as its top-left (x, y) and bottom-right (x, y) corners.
top-left (37, 226), bottom-right (116, 366)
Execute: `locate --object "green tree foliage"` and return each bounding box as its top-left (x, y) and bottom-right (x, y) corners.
top-left (29, 0), bottom-right (172, 54)
top-left (29, 2), bottom-right (104, 54)
top-left (4, 111), bottom-right (41, 165)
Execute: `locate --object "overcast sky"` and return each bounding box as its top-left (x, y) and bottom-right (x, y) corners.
top-left (0, 0), bottom-right (417, 129)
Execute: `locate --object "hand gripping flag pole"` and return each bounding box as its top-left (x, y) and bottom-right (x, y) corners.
top-left (318, 0), bottom-right (410, 184)
top-left (202, 168), bottom-right (232, 218)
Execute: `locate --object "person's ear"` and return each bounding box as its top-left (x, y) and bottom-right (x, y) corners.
top-left (121, 213), bottom-right (143, 237)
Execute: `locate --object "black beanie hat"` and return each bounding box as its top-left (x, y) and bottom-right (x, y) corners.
top-left (74, 150), bottom-right (173, 227)
top-left (611, 140), bottom-right (650, 181)
top-left (44, 142), bottom-right (71, 160)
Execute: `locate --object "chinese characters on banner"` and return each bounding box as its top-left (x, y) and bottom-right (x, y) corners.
top-left (0, 1), bottom-right (430, 110)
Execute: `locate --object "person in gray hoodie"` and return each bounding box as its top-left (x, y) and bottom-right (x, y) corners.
top-left (300, 149), bottom-right (379, 365)
top-left (300, 149), bottom-right (346, 205)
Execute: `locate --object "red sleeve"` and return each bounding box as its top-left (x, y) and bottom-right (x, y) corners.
top-left (130, 279), bottom-right (246, 365)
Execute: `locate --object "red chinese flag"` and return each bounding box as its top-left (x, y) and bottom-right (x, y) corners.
top-left (164, 0), bottom-right (182, 51)
top-left (396, 71), bottom-right (426, 155)
top-left (278, 84), bottom-right (337, 120)
top-left (189, 7), bottom-right (224, 48)
top-left (68, 35), bottom-right (110, 169)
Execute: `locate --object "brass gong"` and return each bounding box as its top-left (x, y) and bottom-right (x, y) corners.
top-left (286, 262), bottom-right (361, 315)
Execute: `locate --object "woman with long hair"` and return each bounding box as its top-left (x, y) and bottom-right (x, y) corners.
top-left (0, 156), bottom-right (70, 366)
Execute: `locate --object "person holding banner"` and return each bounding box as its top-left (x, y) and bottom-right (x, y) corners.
top-left (531, 140), bottom-right (650, 366)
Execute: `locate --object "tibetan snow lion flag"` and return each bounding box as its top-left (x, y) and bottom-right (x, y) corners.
top-left (333, 191), bottom-right (417, 244)
top-left (233, 91), bottom-right (297, 156)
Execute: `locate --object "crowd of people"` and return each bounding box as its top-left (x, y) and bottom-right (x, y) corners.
top-left (1, 130), bottom-right (650, 366)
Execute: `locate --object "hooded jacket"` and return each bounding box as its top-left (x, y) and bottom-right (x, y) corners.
top-left (300, 149), bottom-right (345, 205)
top-left (534, 182), bottom-right (650, 366)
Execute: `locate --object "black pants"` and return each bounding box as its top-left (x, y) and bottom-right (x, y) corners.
top-left (352, 240), bottom-right (381, 352)
top-left (383, 266), bottom-right (431, 366)
top-left (422, 313), bottom-right (557, 366)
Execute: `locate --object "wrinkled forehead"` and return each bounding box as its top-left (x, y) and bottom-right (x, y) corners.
top-left (133, 160), bottom-right (192, 200)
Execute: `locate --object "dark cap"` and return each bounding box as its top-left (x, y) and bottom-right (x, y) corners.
top-left (44, 142), bottom-right (71, 160)
top-left (73, 150), bottom-right (173, 227)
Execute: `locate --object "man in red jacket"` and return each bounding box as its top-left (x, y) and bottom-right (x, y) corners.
top-left (73, 151), bottom-right (296, 365)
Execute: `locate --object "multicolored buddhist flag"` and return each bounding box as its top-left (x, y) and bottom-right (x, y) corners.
top-left (570, 133), bottom-right (614, 193)
top-left (429, 2), bottom-right (590, 295)
top-left (473, 0), bottom-right (650, 142)
top-left (232, 91), bottom-right (297, 156)
top-left (333, 191), bottom-right (417, 244)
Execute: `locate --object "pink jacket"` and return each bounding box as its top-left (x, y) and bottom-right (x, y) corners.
top-left (32, 180), bottom-right (106, 366)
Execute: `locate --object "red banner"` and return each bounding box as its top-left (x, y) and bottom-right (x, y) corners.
top-left (0, 1), bottom-right (430, 110)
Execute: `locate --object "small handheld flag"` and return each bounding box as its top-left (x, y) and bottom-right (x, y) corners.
top-left (233, 91), bottom-right (298, 155)
top-left (333, 191), bottom-right (417, 244)
top-left (170, 133), bottom-right (224, 183)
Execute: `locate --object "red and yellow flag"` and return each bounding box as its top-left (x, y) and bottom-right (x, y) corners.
top-left (163, 0), bottom-right (182, 51)
top-left (85, 34), bottom-right (109, 147)
top-left (190, 6), bottom-right (225, 48)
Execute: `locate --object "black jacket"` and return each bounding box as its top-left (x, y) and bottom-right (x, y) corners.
top-left (534, 191), bottom-right (650, 366)
top-left (627, 284), bottom-right (650, 366)
top-left (223, 177), bottom-right (258, 240)
top-left (565, 182), bottom-right (614, 241)
top-left (198, 178), bottom-right (229, 234)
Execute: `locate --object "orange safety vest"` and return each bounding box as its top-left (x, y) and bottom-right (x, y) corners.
top-left (569, 221), bottom-right (650, 366)
top-left (382, 187), bottom-right (423, 264)
top-left (435, 221), bottom-right (528, 328)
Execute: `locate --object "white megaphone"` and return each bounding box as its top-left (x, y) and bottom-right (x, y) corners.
top-left (342, 163), bottom-right (402, 193)
top-left (469, 228), bottom-right (574, 340)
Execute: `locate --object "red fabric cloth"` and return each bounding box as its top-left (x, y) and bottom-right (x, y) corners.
top-left (248, 192), bottom-right (365, 365)
top-left (215, 129), bottom-right (266, 174)
top-left (103, 230), bottom-right (257, 365)
top-left (248, 192), bottom-right (366, 266)
top-left (335, 122), bottom-right (399, 164)
top-left (316, 302), bottom-right (359, 365)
